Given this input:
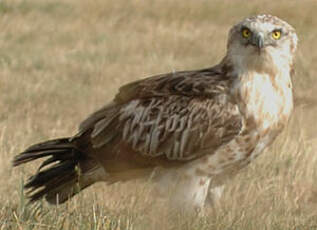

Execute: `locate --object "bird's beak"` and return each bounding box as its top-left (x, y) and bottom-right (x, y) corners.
top-left (252, 33), bottom-right (265, 54)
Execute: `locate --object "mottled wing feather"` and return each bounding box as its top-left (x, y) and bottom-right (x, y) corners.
top-left (80, 67), bottom-right (242, 161)
top-left (114, 66), bottom-right (228, 103)
top-left (80, 67), bottom-right (226, 131)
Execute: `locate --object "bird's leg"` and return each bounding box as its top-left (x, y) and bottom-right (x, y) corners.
top-left (150, 167), bottom-right (211, 213)
top-left (205, 184), bottom-right (225, 207)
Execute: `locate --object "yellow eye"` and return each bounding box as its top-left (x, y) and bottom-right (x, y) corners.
top-left (241, 28), bottom-right (251, 38)
top-left (272, 30), bottom-right (281, 40)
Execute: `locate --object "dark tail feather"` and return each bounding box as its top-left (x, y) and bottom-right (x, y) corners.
top-left (13, 138), bottom-right (100, 204)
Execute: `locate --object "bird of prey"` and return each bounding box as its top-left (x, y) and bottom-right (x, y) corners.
top-left (13, 14), bottom-right (298, 210)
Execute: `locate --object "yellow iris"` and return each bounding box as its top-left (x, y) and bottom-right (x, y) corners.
top-left (242, 28), bottom-right (251, 38)
top-left (272, 30), bottom-right (281, 40)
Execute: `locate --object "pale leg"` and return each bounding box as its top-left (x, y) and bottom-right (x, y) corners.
top-left (151, 167), bottom-right (211, 212)
top-left (205, 184), bottom-right (225, 207)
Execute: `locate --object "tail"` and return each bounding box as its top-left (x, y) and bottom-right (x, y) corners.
top-left (13, 137), bottom-right (104, 204)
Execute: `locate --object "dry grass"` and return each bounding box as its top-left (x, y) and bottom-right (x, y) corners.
top-left (2, 0), bottom-right (317, 229)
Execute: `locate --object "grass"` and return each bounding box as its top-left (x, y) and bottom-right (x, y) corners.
top-left (2, 0), bottom-right (317, 229)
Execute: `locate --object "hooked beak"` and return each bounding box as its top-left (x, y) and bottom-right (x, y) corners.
top-left (251, 33), bottom-right (265, 54)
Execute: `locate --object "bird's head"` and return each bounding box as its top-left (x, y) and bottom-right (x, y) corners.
top-left (226, 14), bottom-right (298, 74)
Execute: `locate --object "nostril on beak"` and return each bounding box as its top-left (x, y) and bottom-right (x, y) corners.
top-left (251, 33), bottom-right (265, 55)
top-left (255, 33), bottom-right (264, 49)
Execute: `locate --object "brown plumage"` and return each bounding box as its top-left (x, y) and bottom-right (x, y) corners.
top-left (13, 14), bottom-right (298, 209)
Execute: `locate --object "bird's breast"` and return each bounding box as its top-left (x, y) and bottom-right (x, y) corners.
top-left (197, 70), bottom-right (294, 178)
top-left (234, 71), bottom-right (293, 135)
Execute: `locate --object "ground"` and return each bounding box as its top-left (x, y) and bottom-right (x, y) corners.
top-left (2, 0), bottom-right (317, 229)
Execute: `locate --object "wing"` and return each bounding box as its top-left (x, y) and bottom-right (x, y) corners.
top-left (79, 66), bottom-right (242, 162)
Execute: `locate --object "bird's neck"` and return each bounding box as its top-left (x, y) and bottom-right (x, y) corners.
top-left (228, 58), bottom-right (294, 135)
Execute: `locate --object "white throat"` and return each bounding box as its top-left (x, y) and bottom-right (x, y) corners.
top-left (230, 51), bottom-right (293, 133)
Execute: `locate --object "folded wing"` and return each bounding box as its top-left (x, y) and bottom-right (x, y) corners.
top-left (80, 67), bottom-right (242, 163)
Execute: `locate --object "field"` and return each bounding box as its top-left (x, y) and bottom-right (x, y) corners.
top-left (2, 0), bottom-right (317, 229)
